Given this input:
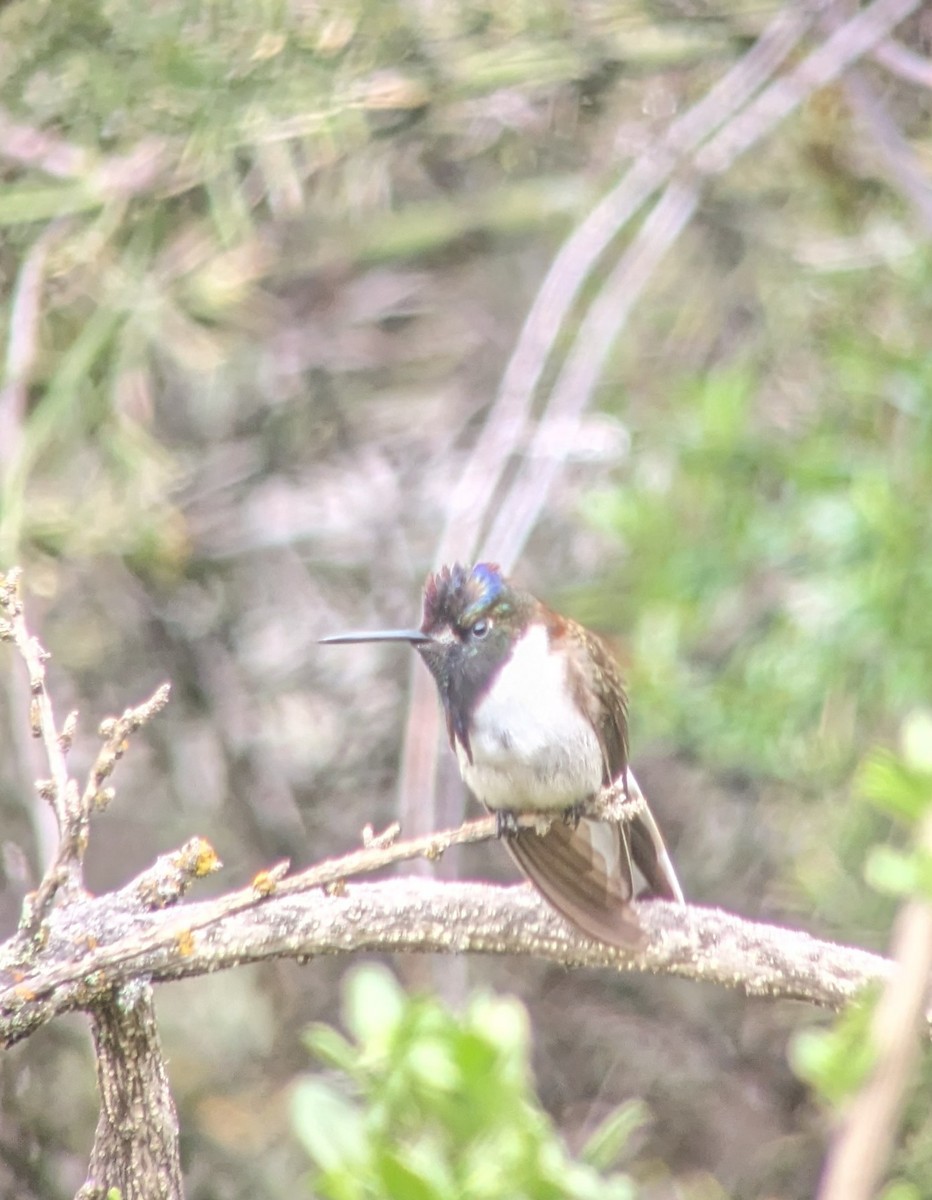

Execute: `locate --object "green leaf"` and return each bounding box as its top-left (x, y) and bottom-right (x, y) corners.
top-left (303, 1024), bottom-right (358, 1073)
top-left (865, 845), bottom-right (932, 899)
top-left (864, 845), bottom-right (920, 896)
top-left (0, 182), bottom-right (103, 225)
top-left (901, 711), bottom-right (932, 773)
top-left (579, 1101), bottom-right (649, 1170)
top-left (375, 1149), bottom-right (447, 1200)
top-left (858, 751), bottom-right (932, 824)
top-left (405, 1036), bottom-right (460, 1093)
top-left (465, 992), bottom-right (529, 1058)
top-left (0, 303), bottom-right (124, 562)
top-left (880, 1182), bottom-right (922, 1200)
top-left (560, 1160), bottom-right (637, 1200)
top-left (296, 979), bottom-right (641, 1196)
top-left (290, 1078), bottom-right (368, 1174)
top-left (790, 994), bottom-right (879, 1106)
top-left (342, 963), bottom-right (405, 1054)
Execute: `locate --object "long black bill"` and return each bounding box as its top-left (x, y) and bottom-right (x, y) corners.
top-left (319, 629), bottom-right (430, 645)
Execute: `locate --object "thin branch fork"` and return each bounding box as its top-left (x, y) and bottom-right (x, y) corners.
top-left (1, 570), bottom-right (183, 1200)
top-left (1, 569), bottom-right (171, 936)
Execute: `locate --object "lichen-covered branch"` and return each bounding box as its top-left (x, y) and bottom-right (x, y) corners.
top-left (76, 985), bottom-right (183, 1200)
top-left (0, 749), bottom-right (894, 1051)
top-left (0, 858), bottom-right (893, 1051)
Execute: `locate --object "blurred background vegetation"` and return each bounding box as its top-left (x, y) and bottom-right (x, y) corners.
top-left (1, 0), bottom-right (931, 1196)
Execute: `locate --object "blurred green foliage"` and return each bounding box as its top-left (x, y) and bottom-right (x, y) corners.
top-left (293, 965), bottom-right (645, 1200)
top-left (571, 242), bottom-right (932, 934)
top-left (586, 322), bottom-right (932, 785)
top-left (0, 0), bottom-right (734, 563)
top-left (790, 989), bottom-right (879, 1108)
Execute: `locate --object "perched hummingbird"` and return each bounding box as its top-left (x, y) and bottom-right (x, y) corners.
top-left (321, 563), bottom-right (683, 947)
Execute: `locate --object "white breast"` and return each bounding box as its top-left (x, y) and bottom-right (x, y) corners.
top-left (457, 623), bottom-right (604, 811)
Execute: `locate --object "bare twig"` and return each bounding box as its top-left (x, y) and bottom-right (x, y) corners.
top-left (18, 682), bottom-right (171, 938)
top-left (841, 69), bottom-right (932, 234)
top-left (0, 769), bottom-right (886, 1051)
top-left (872, 39), bottom-right (932, 88)
top-left (0, 229), bottom-right (59, 477)
top-left (131, 837), bottom-right (223, 912)
top-left (80, 684), bottom-right (172, 818)
top-left (0, 570), bottom-right (75, 842)
top-left (1, 572), bottom-right (184, 1193)
top-left (0, 108), bottom-right (90, 179)
top-left (1, 569), bottom-right (172, 935)
top-left (817, 809), bottom-right (932, 1200)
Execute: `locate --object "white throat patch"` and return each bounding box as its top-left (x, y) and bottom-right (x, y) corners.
top-left (457, 623), bottom-right (604, 810)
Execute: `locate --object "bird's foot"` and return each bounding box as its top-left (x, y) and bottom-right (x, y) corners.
top-left (495, 810), bottom-right (522, 838)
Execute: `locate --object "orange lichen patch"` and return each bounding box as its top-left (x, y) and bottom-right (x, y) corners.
top-left (172, 837), bottom-right (222, 879)
top-left (251, 860), bottom-right (290, 898)
top-left (85, 935), bottom-right (99, 951)
top-left (176, 929), bottom-right (196, 957)
top-left (325, 879), bottom-right (346, 897)
top-left (193, 839), bottom-right (222, 877)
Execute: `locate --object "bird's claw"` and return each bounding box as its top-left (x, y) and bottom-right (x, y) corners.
top-left (495, 810), bottom-right (522, 838)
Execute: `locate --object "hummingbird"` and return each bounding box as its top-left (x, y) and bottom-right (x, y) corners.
top-left (321, 562), bottom-right (683, 948)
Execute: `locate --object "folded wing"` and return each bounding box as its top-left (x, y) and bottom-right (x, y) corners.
top-left (504, 816), bottom-right (646, 948)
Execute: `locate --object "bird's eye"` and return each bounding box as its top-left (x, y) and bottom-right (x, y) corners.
top-left (470, 619), bottom-right (490, 639)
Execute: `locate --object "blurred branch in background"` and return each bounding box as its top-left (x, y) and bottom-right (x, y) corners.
top-left (0, 226), bottom-right (58, 478)
top-left (840, 69), bottom-right (932, 233)
top-left (873, 35), bottom-right (932, 85)
top-left (818, 827), bottom-right (932, 1199)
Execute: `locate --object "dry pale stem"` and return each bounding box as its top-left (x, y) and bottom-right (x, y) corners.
top-left (817, 808), bottom-right (932, 1200)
